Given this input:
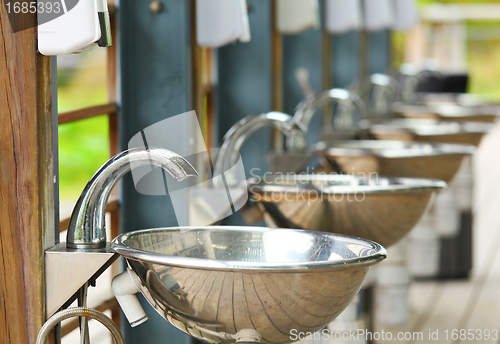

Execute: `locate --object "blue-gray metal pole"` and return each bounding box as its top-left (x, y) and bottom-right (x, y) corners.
top-left (217, 0), bottom-right (273, 225)
top-left (118, 0), bottom-right (194, 343)
top-left (369, 29), bottom-right (392, 74)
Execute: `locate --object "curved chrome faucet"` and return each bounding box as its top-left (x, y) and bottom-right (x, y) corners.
top-left (212, 112), bottom-right (306, 186)
top-left (358, 73), bottom-right (401, 117)
top-left (400, 64), bottom-right (443, 103)
top-left (294, 88), bottom-right (367, 132)
top-left (66, 148), bottom-right (198, 249)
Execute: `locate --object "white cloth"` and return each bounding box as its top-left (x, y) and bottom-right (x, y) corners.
top-left (363, 0), bottom-right (396, 31)
top-left (196, 0), bottom-right (251, 48)
top-left (393, 0), bottom-right (419, 30)
top-left (276, 0), bottom-right (320, 35)
top-left (324, 0), bottom-right (363, 34)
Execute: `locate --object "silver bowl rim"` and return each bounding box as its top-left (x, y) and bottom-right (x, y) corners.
top-left (246, 175), bottom-right (446, 195)
top-left (365, 119), bottom-right (493, 136)
top-left (392, 102), bottom-right (500, 118)
top-left (312, 140), bottom-right (476, 158)
top-left (111, 226), bottom-right (387, 272)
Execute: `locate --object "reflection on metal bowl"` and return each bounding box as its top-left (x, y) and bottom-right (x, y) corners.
top-left (366, 118), bottom-right (493, 146)
top-left (247, 174), bottom-right (445, 247)
top-left (112, 226), bottom-right (386, 343)
top-left (313, 140), bottom-right (475, 184)
top-left (393, 102), bottom-right (500, 123)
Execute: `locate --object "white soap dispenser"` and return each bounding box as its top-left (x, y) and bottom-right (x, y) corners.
top-left (37, 0), bottom-right (111, 55)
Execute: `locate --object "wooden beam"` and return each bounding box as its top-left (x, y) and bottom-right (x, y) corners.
top-left (58, 103), bottom-right (118, 124)
top-left (0, 3), bottom-right (55, 343)
top-left (106, 8), bottom-right (121, 329)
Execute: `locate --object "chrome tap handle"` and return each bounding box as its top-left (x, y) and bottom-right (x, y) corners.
top-left (357, 73), bottom-right (401, 117)
top-left (66, 148), bottom-right (198, 249)
top-left (294, 88), bottom-right (367, 131)
top-left (295, 67), bottom-right (315, 99)
top-left (400, 64), bottom-right (443, 103)
top-left (212, 112), bottom-right (307, 187)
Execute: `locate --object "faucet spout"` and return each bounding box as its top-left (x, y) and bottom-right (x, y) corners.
top-left (400, 64), bottom-right (443, 103)
top-left (358, 74), bottom-right (400, 117)
top-left (294, 88), bottom-right (366, 132)
top-left (212, 112), bottom-right (306, 186)
top-left (66, 148), bottom-right (198, 249)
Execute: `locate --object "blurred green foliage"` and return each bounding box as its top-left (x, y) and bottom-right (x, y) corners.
top-left (57, 51), bottom-right (109, 202)
top-left (467, 39), bottom-right (500, 100)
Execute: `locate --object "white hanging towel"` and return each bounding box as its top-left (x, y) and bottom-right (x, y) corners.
top-left (393, 0), bottom-right (419, 31)
top-left (196, 0), bottom-right (251, 48)
top-left (363, 0), bottom-right (396, 31)
top-left (276, 0), bottom-right (320, 35)
top-left (324, 0), bottom-right (363, 34)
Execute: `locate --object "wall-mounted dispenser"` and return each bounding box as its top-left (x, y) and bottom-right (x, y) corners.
top-left (37, 0), bottom-right (111, 55)
top-left (363, 0), bottom-right (395, 31)
top-left (196, 0), bottom-right (250, 48)
top-left (324, 0), bottom-right (363, 34)
top-left (275, 0), bottom-right (320, 35)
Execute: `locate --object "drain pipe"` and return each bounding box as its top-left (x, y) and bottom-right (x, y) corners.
top-left (194, 325), bottom-right (262, 343)
top-left (112, 268), bottom-right (148, 327)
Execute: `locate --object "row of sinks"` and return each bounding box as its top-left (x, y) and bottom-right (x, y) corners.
top-left (65, 81), bottom-right (498, 343)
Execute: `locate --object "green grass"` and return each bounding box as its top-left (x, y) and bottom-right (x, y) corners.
top-left (58, 116), bottom-right (109, 200)
top-left (57, 51), bottom-right (109, 201)
top-left (467, 39), bottom-right (500, 102)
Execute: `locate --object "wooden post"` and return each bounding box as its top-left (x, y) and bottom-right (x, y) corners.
top-left (0, 3), bottom-right (55, 343)
top-left (271, 1), bottom-right (285, 152)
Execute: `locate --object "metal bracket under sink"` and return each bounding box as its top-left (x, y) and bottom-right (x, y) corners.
top-left (45, 242), bottom-right (119, 317)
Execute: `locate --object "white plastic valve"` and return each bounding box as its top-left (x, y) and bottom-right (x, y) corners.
top-left (111, 268), bottom-right (148, 327)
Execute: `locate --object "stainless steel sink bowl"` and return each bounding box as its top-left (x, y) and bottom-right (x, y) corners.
top-left (247, 175), bottom-right (445, 247)
top-left (366, 119), bottom-right (493, 146)
top-left (393, 102), bottom-right (499, 123)
top-left (313, 140), bottom-right (475, 184)
top-left (112, 226), bottom-right (386, 343)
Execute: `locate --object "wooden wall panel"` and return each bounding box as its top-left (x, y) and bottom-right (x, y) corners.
top-left (0, 5), bottom-right (55, 343)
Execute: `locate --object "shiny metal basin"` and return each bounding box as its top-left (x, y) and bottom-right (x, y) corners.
top-left (313, 140), bottom-right (475, 184)
top-left (393, 102), bottom-right (499, 123)
top-left (112, 226), bottom-right (386, 343)
top-left (248, 175), bottom-right (445, 247)
top-left (366, 119), bottom-right (493, 146)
